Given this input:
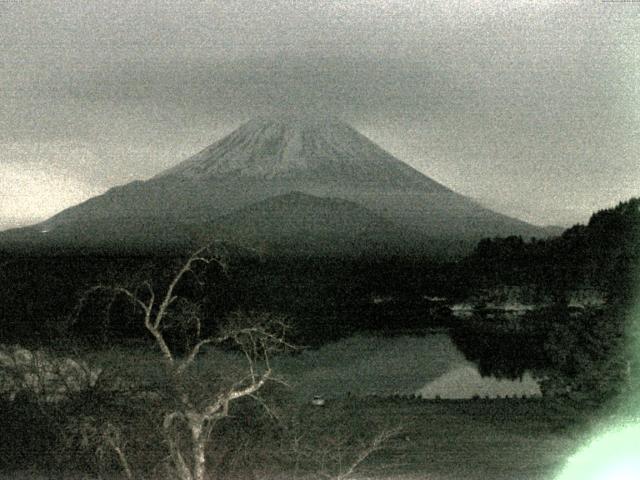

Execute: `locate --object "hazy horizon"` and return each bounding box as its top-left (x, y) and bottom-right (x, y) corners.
top-left (0, 180), bottom-right (630, 234)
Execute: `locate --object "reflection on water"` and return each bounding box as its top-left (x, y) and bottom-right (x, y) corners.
top-left (275, 331), bottom-right (543, 400)
top-left (448, 323), bottom-right (548, 380)
top-left (417, 365), bottom-right (541, 399)
top-left (275, 334), bottom-right (460, 400)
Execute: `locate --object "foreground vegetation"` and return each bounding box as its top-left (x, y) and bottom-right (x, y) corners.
top-left (0, 340), bottom-right (397, 480)
top-left (0, 380), bottom-right (591, 480)
top-left (0, 198), bottom-right (638, 479)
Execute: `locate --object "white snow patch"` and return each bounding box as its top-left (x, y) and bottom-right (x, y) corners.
top-left (490, 302), bottom-right (536, 311)
top-left (424, 296), bottom-right (448, 302)
top-left (450, 303), bottom-right (475, 318)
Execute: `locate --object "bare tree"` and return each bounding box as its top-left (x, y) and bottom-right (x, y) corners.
top-left (81, 243), bottom-right (293, 480)
top-left (287, 417), bottom-right (404, 480)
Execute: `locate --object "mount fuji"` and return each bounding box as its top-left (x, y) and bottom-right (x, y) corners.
top-left (0, 115), bottom-right (553, 256)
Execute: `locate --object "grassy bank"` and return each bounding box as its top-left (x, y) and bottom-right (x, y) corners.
top-left (0, 337), bottom-right (596, 480)
top-left (0, 393), bottom-right (589, 480)
top-left (340, 397), bottom-right (588, 480)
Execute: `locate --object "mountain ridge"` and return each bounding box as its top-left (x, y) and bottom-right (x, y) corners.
top-left (0, 115), bottom-right (557, 256)
top-left (207, 191), bottom-right (419, 255)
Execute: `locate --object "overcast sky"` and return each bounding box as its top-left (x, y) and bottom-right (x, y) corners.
top-left (0, 0), bottom-right (638, 228)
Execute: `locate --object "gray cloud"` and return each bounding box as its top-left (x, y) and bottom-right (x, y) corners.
top-left (0, 0), bottom-right (638, 226)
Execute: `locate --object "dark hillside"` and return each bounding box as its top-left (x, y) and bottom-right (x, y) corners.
top-left (460, 198), bottom-right (640, 302)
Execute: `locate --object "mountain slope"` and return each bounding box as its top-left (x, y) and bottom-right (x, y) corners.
top-left (0, 115), bottom-right (552, 255)
top-left (207, 191), bottom-right (419, 255)
top-left (157, 115), bottom-right (451, 190)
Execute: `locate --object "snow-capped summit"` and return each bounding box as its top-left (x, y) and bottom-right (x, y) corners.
top-left (157, 115), bottom-right (447, 190)
top-left (0, 115), bottom-right (553, 255)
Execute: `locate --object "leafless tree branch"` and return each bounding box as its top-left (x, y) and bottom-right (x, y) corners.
top-left (74, 242), bottom-right (297, 480)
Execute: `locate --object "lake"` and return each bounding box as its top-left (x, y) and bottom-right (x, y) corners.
top-left (273, 332), bottom-right (542, 401)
